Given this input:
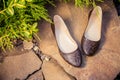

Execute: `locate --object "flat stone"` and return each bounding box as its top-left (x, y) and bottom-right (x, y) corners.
top-left (39, 0), bottom-right (120, 80)
top-left (42, 58), bottom-right (76, 80)
top-left (0, 50), bottom-right (42, 80)
top-left (23, 40), bottom-right (33, 50)
top-left (27, 70), bottom-right (44, 80)
top-left (68, 49), bottom-right (120, 80)
top-left (0, 55), bottom-right (4, 63)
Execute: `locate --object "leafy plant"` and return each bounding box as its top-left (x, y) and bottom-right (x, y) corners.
top-left (62, 0), bottom-right (104, 7)
top-left (0, 0), bottom-right (104, 52)
top-left (0, 0), bottom-right (53, 51)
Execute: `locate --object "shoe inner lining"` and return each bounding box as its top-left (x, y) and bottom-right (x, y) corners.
top-left (85, 6), bottom-right (102, 41)
top-left (54, 15), bottom-right (78, 54)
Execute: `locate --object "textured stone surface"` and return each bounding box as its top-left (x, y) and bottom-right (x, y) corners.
top-left (42, 58), bottom-right (76, 80)
top-left (39, 0), bottom-right (120, 80)
top-left (0, 50), bottom-right (42, 80)
top-left (27, 70), bottom-right (44, 80)
top-left (23, 40), bottom-right (33, 50)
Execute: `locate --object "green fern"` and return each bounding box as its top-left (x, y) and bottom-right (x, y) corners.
top-left (0, 0), bottom-right (104, 52)
top-left (0, 0), bottom-right (53, 51)
top-left (62, 0), bottom-right (104, 7)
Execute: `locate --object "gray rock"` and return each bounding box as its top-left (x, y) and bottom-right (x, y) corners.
top-left (0, 50), bottom-right (42, 80)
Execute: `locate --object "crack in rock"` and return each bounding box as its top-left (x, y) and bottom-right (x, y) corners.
top-left (25, 67), bottom-right (44, 80)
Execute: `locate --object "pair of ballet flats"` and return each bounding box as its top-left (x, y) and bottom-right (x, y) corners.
top-left (53, 6), bottom-right (102, 67)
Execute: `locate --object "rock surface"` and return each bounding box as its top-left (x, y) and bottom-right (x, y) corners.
top-left (42, 58), bottom-right (76, 80)
top-left (27, 70), bottom-right (44, 80)
top-left (0, 0), bottom-right (120, 80)
top-left (38, 0), bottom-right (120, 80)
top-left (23, 40), bottom-right (34, 50)
top-left (0, 50), bottom-right (42, 80)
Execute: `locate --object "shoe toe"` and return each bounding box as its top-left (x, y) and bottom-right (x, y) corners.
top-left (82, 37), bottom-right (100, 56)
top-left (61, 48), bottom-right (82, 67)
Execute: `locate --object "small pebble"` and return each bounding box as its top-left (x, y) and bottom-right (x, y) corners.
top-left (44, 56), bottom-right (51, 61)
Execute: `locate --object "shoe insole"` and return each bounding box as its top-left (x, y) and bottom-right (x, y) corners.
top-left (85, 6), bottom-right (102, 41)
top-left (54, 15), bottom-right (78, 54)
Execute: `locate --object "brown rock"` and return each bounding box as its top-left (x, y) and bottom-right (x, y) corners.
top-left (27, 70), bottom-right (44, 80)
top-left (68, 49), bottom-right (120, 80)
top-left (39, 0), bottom-right (120, 80)
top-left (0, 54), bottom-right (4, 63)
top-left (42, 58), bottom-right (76, 80)
top-left (0, 50), bottom-right (42, 80)
top-left (23, 40), bottom-right (33, 50)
